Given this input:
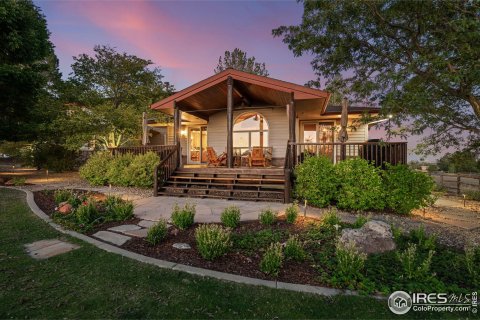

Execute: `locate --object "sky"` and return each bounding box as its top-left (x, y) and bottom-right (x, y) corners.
top-left (34, 0), bottom-right (429, 161)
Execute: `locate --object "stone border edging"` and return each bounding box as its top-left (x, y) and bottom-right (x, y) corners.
top-left (5, 187), bottom-right (385, 299)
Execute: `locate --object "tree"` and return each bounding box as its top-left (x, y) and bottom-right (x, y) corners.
top-left (273, 0), bottom-right (480, 155)
top-left (437, 150), bottom-right (479, 173)
top-left (214, 48), bottom-right (269, 76)
top-left (61, 45), bottom-right (174, 149)
top-left (0, 0), bottom-right (58, 142)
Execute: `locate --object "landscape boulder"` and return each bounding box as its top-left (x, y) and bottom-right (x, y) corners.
top-left (58, 203), bottom-right (73, 215)
top-left (339, 220), bottom-right (396, 255)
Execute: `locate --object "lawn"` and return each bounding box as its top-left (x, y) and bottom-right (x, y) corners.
top-left (0, 188), bottom-right (463, 319)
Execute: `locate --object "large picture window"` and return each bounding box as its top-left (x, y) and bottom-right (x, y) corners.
top-left (233, 112), bottom-right (269, 154)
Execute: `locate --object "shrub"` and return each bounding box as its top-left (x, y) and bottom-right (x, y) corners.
top-left (335, 240), bottom-right (367, 285)
top-left (146, 219), bottom-right (168, 245)
top-left (284, 235), bottom-right (306, 262)
top-left (322, 209), bottom-right (341, 226)
top-left (294, 156), bottom-right (338, 207)
top-left (383, 164), bottom-right (435, 214)
top-left (220, 206), bottom-right (241, 228)
top-left (465, 190), bottom-right (480, 201)
top-left (352, 215), bottom-right (369, 228)
top-left (11, 177), bottom-right (26, 186)
top-left (110, 201), bottom-right (134, 221)
top-left (260, 242), bottom-right (283, 276)
top-left (232, 229), bottom-right (285, 252)
top-left (75, 201), bottom-right (99, 225)
top-left (397, 243), bottom-right (435, 281)
top-left (335, 158), bottom-right (385, 211)
top-left (106, 153), bottom-right (135, 186)
top-left (124, 151), bottom-right (160, 188)
top-left (171, 203), bottom-right (196, 230)
top-left (465, 246), bottom-right (480, 287)
top-left (285, 202), bottom-right (299, 224)
top-left (259, 208), bottom-right (277, 225)
top-left (195, 224), bottom-right (232, 260)
top-left (54, 189), bottom-right (73, 204)
top-left (408, 226), bottom-right (436, 251)
top-left (79, 152), bottom-right (113, 186)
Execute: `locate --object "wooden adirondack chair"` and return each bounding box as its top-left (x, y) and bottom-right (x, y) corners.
top-left (249, 147), bottom-right (267, 167)
top-left (206, 147), bottom-right (227, 167)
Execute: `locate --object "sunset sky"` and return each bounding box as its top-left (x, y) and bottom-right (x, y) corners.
top-left (35, 0), bottom-right (430, 160)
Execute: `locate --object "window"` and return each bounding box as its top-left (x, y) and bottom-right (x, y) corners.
top-left (233, 112), bottom-right (269, 154)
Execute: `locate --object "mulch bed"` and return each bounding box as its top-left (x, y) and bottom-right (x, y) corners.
top-left (33, 188), bottom-right (326, 285)
top-left (122, 218), bottom-right (321, 286)
top-left (33, 189), bottom-right (140, 233)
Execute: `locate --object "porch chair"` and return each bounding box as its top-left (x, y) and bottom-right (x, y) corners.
top-left (249, 147), bottom-right (267, 167)
top-left (206, 147), bottom-right (227, 167)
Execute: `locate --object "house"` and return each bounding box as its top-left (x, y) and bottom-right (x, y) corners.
top-left (142, 68), bottom-right (407, 203)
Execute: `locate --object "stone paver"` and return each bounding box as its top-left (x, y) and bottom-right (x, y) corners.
top-left (134, 196), bottom-right (287, 223)
top-left (25, 239), bottom-right (80, 259)
top-left (108, 224), bottom-right (141, 232)
top-left (138, 220), bottom-right (156, 228)
top-left (173, 243), bottom-right (191, 250)
top-left (92, 231), bottom-right (131, 246)
top-left (123, 228), bottom-right (149, 238)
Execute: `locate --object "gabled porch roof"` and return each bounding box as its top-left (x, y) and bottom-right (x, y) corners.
top-left (150, 68), bottom-right (331, 119)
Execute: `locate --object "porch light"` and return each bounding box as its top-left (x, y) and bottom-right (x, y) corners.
top-left (180, 129), bottom-right (187, 137)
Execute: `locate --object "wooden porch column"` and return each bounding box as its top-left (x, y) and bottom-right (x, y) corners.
top-left (286, 92), bottom-right (296, 167)
top-left (226, 76), bottom-right (234, 168)
top-left (173, 101), bottom-right (182, 167)
top-left (173, 101), bottom-right (180, 145)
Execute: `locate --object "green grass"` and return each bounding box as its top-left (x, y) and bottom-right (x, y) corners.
top-left (0, 188), bottom-right (461, 319)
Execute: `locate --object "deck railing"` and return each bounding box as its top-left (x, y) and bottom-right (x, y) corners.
top-left (285, 142), bottom-right (408, 169)
top-left (110, 145), bottom-right (177, 159)
top-left (153, 143), bottom-right (180, 196)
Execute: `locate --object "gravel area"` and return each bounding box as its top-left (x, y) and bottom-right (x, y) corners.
top-left (304, 206), bottom-right (480, 250)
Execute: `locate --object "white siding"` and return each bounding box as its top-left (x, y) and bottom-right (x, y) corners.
top-left (207, 107), bottom-right (288, 159)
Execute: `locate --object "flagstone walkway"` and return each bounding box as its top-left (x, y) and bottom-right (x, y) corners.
top-left (133, 196), bottom-right (288, 223)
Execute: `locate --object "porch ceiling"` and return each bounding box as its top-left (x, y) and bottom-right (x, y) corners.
top-left (151, 69), bottom-right (330, 119)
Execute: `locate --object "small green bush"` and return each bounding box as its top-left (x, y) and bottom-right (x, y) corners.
top-left (54, 189), bottom-right (73, 204)
top-left (335, 240), bottom-right (367, 285)
top-left (259, 208), bottom-right (277, 225)
top-left (408, 226), bottom-right (436, 251)
top-left (79, 152), bottom-right (113, 186)
top-left (110, 201), bottom-right (134, 221)
top-left (322, 209), bottom-right (341, 226)
top-left (285, 202), bottom-right (299, 224)
top-left (260, 242), bottom-right (283, 276)
top-left (465, 246), bottom-right (480, 287)
top-left (171, 203), bottom-right (196, 230)
top-left (11, 177), bottom-right (26, 186)
top-left (397, 243), bottom-right (435, 281)
top-left (75, 201), bottom-right (99, 225)
top-left (335, 158), bottom-right (385, 211)
top-left (195, 224), bottom-right (232, 260)
top-left (294, 156), bottom-right (338, 207)
top-left (220, 206), bottom-right (241, 228)
top-left (383, 164), bottom-right (435, 214)
top-left (106, 153), bottom-right (135, 186)
top-left (124, 152), bottom-right (160, 188)
top-left (146, 219), bottom-right (168, 245)
top-left (465, 190), bottom-right (480, 201)
top-left (284, 235), bottom-right (306, 262)
top-left (352, 215), bottom-right (369, 228)
top-left (232, 229), bottom-right (285, 252)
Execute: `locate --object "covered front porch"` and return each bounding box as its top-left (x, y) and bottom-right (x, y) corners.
top-left (150, 68), bottom-right (331, 169)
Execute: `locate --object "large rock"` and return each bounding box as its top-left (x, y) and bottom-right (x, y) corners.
top-left (58, 203), bottom-right (73, 215)
top-left (339, 220), bottom-right (396, 255)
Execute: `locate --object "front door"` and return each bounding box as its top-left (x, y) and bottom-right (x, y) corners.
top-left (188, 126), bottom-right (207, 164)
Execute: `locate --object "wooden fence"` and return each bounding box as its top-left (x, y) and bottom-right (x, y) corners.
top-left (429, 172), bottom-right (480, 195)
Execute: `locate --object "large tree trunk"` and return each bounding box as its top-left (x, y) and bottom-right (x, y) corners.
top-left (467, 95), bottom-right (480, 119)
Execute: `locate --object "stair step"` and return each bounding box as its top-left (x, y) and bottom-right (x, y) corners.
top-left (156, 192), bottom-right (283, 202)
top-left (161, 187), bottom-right (284, 195)
top-left (170, 175), bottom-right (285, 183)
top-left (165, 181), bottom-right (285, 189)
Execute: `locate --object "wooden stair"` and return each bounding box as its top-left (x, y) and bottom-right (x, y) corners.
top-left (157, 167), bottom-right (286, 202)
